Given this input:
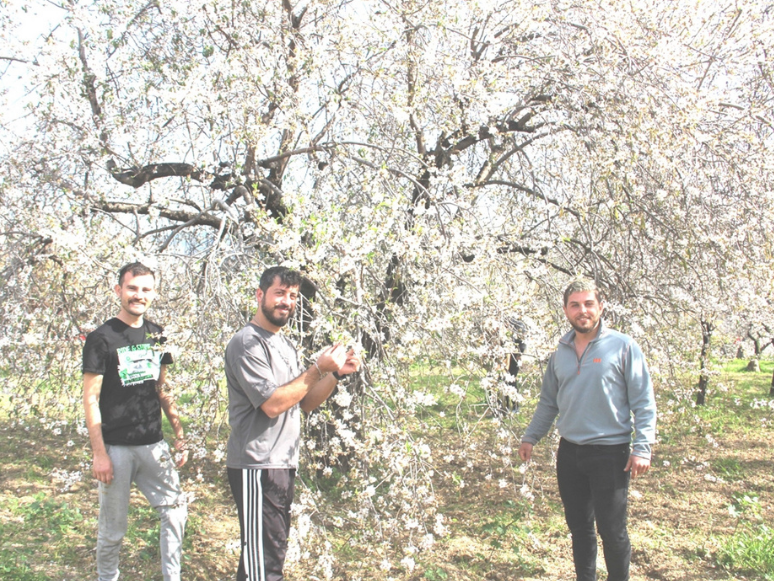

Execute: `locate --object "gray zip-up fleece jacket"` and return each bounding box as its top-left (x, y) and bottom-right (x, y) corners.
top-left (522, 320), bottom-right (657, 459)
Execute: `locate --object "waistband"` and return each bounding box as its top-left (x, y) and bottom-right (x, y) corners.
top-left (559, 437), bottom-right (630, 451)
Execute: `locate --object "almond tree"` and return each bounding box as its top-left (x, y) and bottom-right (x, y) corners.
top-left (1, 0), bottom-right (772, 573)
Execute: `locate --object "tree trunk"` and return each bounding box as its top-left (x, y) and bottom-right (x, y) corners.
top-left (746, 331), bottom-right (762, 356)
top-left (696, 320), bottom-right (714, 406)
top-left (770, 367), bottom-right (774, 397)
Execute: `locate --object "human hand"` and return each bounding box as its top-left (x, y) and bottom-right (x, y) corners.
top-left (338, 350), bottom-right (362, 376)
top-left (625, 454), bottom-right (650, 478)
top-left (93, 451), bottom-right (114, 484)
top-left (174, 438), bottom-right (189, 468)
top-left (518, 442), bottom-right (533, 463)
top-left (316, 344), bottom-right (348, 374)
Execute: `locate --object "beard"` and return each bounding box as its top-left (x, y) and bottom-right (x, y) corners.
top-left (569, 316), bottom-right (599, 334)
top-left (261, 298), bottom-right (294, 327)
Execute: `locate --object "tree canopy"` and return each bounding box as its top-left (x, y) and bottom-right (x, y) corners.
top-left (1, 0), bottom-right (772, 574)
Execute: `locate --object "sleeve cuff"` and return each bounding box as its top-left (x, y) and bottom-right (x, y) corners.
top-left (631, 443), bottom-right (652, 459)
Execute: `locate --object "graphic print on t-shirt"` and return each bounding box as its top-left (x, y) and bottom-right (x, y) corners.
top-left (117, 343), bottom-right (163, 386)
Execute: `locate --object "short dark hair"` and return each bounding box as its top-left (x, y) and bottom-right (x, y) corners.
top-left (563, 277), bottom-right (603, 306)
top-left (118, 262), bottom-right (155, 287)
top-left (259, 266), bottom-right (302, 292)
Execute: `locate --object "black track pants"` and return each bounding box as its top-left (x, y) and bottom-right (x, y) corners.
top-left (228, 468), bottom-right (296, 581)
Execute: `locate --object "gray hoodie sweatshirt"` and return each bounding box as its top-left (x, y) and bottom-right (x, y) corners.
top-left (522, 320), bottom-right (657, 458)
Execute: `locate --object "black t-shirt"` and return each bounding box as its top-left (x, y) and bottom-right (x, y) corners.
top-left (82, 318), bottom-right (173, 446)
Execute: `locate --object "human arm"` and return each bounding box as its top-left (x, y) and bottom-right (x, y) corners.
top-left (300, 349), bottom-right (361, 413)
top-left (156, 365), bottom-right (188, 467)
top-left (260, 345), bottom-right (349, 418)
top-left (519, 354), bottom-right (560, 456)
top-left (625, 341), bottom-right (657, 460)
top-left (83, 372), bottom-right (113, 484)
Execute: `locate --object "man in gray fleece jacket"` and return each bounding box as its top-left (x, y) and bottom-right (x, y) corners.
top-left (519, 278), bottom-right (656, 581)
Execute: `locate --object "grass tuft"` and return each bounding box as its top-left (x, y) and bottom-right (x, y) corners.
top-left (717, 523), bottom-right (774, 580)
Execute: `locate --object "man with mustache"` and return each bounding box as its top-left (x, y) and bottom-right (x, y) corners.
top-left (518, 278), bottom-right (656, 581)
top-left (82, 262), bottom-right (188, 581)
top-left (225, 266), bottom-right (361, 581)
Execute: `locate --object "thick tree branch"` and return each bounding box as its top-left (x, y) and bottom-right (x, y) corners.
top-left (93, 200), bottom-right (223, 229)
top-left (106, 161), bottom-right (208, 188)
top-left (0, 55), bottom-right (38, 65)
top-left (77, 28), bottom-right (111, 153)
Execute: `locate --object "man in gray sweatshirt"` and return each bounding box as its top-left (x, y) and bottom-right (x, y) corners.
top-left (519, 278), bottom-right (656, 581)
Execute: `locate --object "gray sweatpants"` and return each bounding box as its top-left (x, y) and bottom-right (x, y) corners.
top-left (97, 441), bottom-right (187, 581)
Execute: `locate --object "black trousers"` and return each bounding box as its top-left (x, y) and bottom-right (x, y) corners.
top-left (556, 438), bottom-right (631, 581)
top-left (228, 467), bottom-right (296, 581)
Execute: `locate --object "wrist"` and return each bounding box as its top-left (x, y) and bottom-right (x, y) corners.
top-left (313, 361), bottom-right (327, 379)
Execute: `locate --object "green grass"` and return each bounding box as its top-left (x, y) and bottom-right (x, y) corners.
top-left (423, 565), bottom-right (449, 579)
top-left (0, 493), bottom-right (86, 579)
top-left (723, 357), bottom-right (774, 375)
top-left (0, 551), bottom-right (48, 581)
top-left (658, 359), bottom-right (773, 447)
top-left (126, 504), bottom-right (162, 558)
top-left (477, 504), bottom-right (545, 574)
top-left (408, 363), bottom-right (490, 428)
top-left (717, 523), bottom-right (774, 580)
top-left (712, 457), bottom-right (745, 481)
top-left (25, 493), bottom-right (83, 533)
top-left (729, 492), bottom-right (763, 519)
top-left (0, 493), bottom-right (83, 537)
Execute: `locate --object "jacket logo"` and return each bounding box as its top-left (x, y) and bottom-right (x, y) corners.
top-left (593, 358), bottom-right (602, 363)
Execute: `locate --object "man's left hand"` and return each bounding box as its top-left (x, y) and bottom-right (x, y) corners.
top-left (625, 454), bottom-right (650, 478)
top-left (339, 350), bottom-right (362, 376)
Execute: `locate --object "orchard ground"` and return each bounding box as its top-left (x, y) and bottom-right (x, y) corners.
top-left (1, 359), bottom-right (772, 581)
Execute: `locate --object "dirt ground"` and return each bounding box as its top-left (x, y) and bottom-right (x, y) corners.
top-left (1, 395), bottom-right (771, 580)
